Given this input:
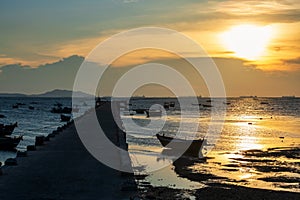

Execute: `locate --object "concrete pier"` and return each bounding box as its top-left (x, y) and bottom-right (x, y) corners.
top-left (0, 103), bottom-right (136, 200)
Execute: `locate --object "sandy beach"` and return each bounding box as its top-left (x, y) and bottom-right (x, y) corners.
top-left (0, 103), bottom-right (136, 200)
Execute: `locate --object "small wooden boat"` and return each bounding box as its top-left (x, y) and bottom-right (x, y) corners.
top-left (12, 104), bottom-right (19, 109)
top-left (163, 102), bottom-right (170, 109)
top-left (202, 104), bottom-right (213, 108)
top-left (60, 114), bottom-right (71, 122)
top-left (156, 134), bottom-right (204, 156)
top-left (0, 122), bottom-right (18, 136)
top-left (260, 102), bottom-right (269, 105)
top-left (0, 136), bottom-right (23, 150)
top-left (170, 102), bottom-right (175, 107)
top-left (28, 106), bottom-right (34, 110)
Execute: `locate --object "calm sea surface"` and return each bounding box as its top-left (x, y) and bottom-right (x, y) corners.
top-left (0, 97), bottom-right (93, 163)
top-left (1, 97), bottom-right (299, 192)
top-left (122, 97), bottom-right (300, 192)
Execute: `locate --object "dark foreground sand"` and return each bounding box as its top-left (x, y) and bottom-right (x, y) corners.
top-left (0, 104), bottom-right (136, 200)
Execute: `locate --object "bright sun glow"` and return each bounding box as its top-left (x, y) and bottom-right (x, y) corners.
top-left (220, 24), bottom-right (273, 60)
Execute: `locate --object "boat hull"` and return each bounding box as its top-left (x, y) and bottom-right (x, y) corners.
top-left (156, 134), bottom-right (204, 157)
top-left (0, 136), bottom-right (22, 150)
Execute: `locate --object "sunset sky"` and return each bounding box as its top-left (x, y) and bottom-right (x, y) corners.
top-left (0, 0), bottom-right (300, 96)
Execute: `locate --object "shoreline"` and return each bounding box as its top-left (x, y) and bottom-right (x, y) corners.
top-left (137, 156), bottom-right (300, 199)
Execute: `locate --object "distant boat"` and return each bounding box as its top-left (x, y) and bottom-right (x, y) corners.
top-left (12, 104), bottom-right (18, 109)
top-left (156, 134), bottom-right (204, 157)
top-left (28, 106), bottom-right (34, 110)
top-left (202, 104), bottom-right (213, 108)
top-left (240, 96), bottom-right (257, 98)
top-left (0, 136), bottom-right (22, 150)
top-left (163, 102), bottom-right (170, 109)
top-left (170, 102), bottom-right (175, 107)
top-left (260, 102), bottom-right (269, 105)
top-left (60, 114), bottom-right (71, 122)
top-left (0, 122), bottom-right (18, 136)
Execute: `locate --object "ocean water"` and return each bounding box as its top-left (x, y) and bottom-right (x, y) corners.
top-left (121, 97), bottom-right (300, 192)
top-left (0, 97), bottom-right (93, 164)
top-left (1, 97), bottom-right (299, 193)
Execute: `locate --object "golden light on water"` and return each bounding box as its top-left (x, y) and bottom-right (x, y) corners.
top-left (220, 24), bottom-right (274, 60)
top-left (237, 136), bottom-right (263, 150)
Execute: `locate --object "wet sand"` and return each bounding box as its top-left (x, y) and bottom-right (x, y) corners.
top-left (137, 156), bottom-right (299, 199)
top-left (0, 103), bottom-right (136, 200)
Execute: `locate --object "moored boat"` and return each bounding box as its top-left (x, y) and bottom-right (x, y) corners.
top-left (0, 122), bottom-right (18, 136)
top-left (156, 134), bottom-right (204, 157)
top-left (0, 136), bottom-right (23, 150)
top-left (202, 104), bottom-right (213, 108)
top-left (169, 101), bottom-right (175, 107)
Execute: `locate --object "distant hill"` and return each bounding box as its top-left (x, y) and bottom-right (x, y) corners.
top-left (0, 93), bottom-right (27, 97)
top-left (32, 89), bottom-right (93, 98)
top-left (0, 89), bottom-right (93, 98)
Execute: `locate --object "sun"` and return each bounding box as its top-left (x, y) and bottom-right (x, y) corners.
top-left (220, 24), bottom-right (273, 60)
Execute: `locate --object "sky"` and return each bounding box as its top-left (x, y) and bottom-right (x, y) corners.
top-left (0, 0), bottom-right (300, 96)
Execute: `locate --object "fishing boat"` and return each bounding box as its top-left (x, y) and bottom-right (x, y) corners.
top-left (163, 102), bottom-right (170, 109)
top-left (0, 122), bottom-right (18, 136)
top-left (202, 104), bottom-right (213, 108)
top-left (0, 136), bottom-right (23, 150)
top-left (156, 134), bottom-right (204, 156)
top-left (169, 101), bottom-right (175, 107)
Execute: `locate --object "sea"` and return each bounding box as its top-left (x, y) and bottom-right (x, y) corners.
top-left (0, 97), bottom-right (94, 163)
top-left (0, 97), bottom-right (299, 193)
